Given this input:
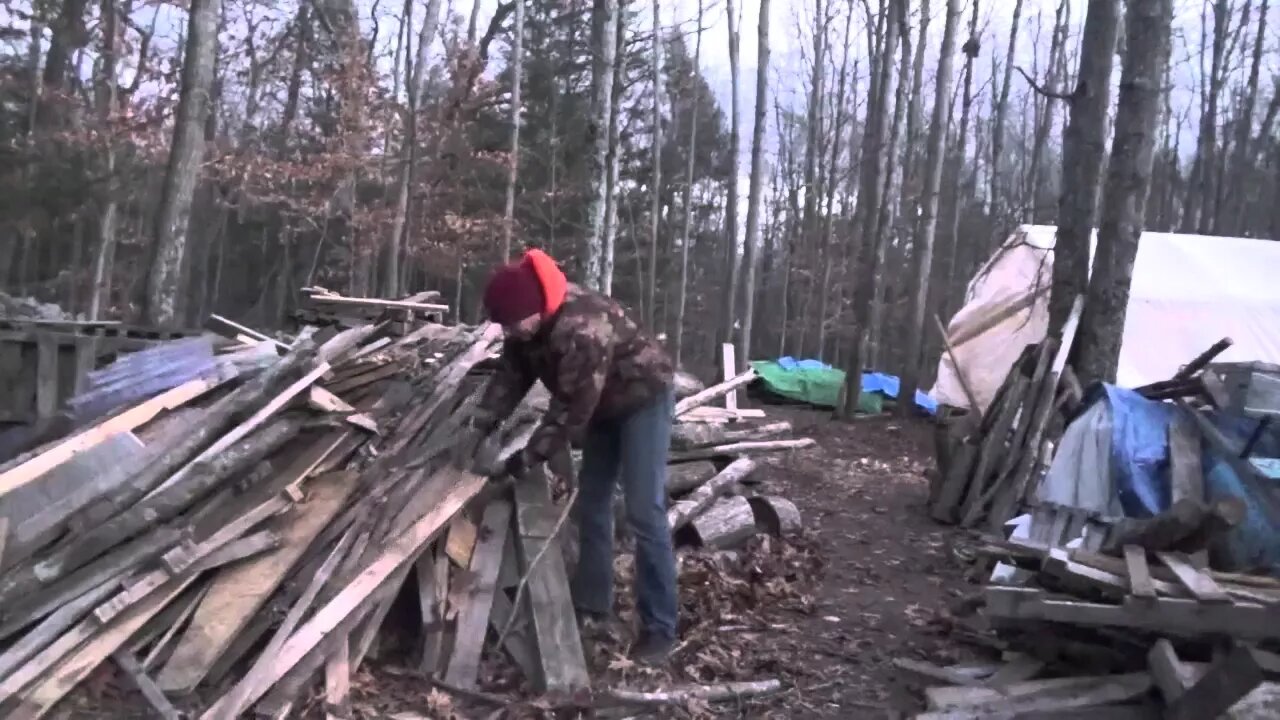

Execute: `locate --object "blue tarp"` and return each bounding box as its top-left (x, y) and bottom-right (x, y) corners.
top-left (1092, 384), bottom-right (1280, 573)
top-left (770, 357), bottom-right (939, 414)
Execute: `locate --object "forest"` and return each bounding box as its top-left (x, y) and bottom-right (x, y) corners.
top-left (0, 0), bottom-right (1275, 417)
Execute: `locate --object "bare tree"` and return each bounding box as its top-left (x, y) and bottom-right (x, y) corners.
top-left (989, 0), bottom-right (1024, 235)
top-left (601, 10), bottom-right (625, 295)
top-left (1182, 0), bottom-right (1229, 234)
top-left (1076, 0), bottom-right (1174, 385)
top-left (501, 0), bottom-right (524, 261)
top-left (840, 0), bottom-right (900, 419)
top-left (738, 0), bottom-right (770, 368)
top-left (1224, 0), bottom-right (1268, 235)
top-left (897, 0), bottom-right (960, 417)
top-left (720, 0), bottom-right (742, 358)
top-left (938, 0), bottom-right (979, 323)
top-left (1049, 0), bottom-right (1120, 336)
top-left (673, 0), bottom-right (705, 365)
top-left (88, 0), bottom-right (120, 320)
top-left (646, 0), bottom-right (664, 325)
top-left (584, 0), bottom-right (618, 291)
top-left (385, 0), bottom-right (445, 296)
top-left (144, 0), bottom-right (223, 326)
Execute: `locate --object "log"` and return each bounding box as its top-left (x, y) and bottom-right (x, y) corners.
top-left (669, 438), bottom-right (815, 462)
top-left (674, 370), bottom-right (757, 417)
top-left (667, 458), bottom-right (756, 530)
top-left (690, 496), bottom-right (759, 549)
top-left (665, 461), bottom-right (718, 495)
top-left (669, 421), bottom-right (792, 451)
top-left (747, 496), bottom-right (803, 537)
top-left (1104, 497), bottom-right (1245, 555)
top-left (603, 679), bottom-right (782, 706)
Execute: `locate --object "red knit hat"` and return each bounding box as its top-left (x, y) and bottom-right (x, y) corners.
top-left (483, 261), bottom-right (545, 325)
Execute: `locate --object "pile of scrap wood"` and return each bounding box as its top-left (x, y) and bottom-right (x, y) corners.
top-left (0, 320), bottom-right (798, 718)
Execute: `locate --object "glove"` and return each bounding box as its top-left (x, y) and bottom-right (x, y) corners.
top-left (502, 452), bottom-right (527, 481)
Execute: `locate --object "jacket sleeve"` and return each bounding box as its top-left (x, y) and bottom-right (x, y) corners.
top-left (474, 341), bottom-right (534, 434)
top-left (522, 327), bottom-right (611, 465)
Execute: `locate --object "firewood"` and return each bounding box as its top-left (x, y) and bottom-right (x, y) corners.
top-left (670, 421), bottom-right (792, 450)
top-left (747, 496), bottom-right (803, 536)
top-left (669, 438), bottom-right (815, 462)
top-left (1104, 497), bottom-right (1245, 555)
top-left (673, 370), bottom-right (758, 417)
top-left (666, 461), bottom-right (719, 495)
top-left (691, 496), bottom-right (759, 549)
top-left (667, 458), bottom-right (756, 530)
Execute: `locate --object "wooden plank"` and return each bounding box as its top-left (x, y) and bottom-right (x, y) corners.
top-left (0, 373), bottom-right (237, 500)
top-left (1169, 416), bottom-right (1204, 505)
top-left (34, 333), bottom-right (59, 419)
top-left (9, 576), bottom-right (196, 719)
top-left (157, 469), bottom-right (358, 693)
top-left (721, 343), bottom-right (739, 410)
top-left (1147, 638), bottom-right (1207, 703)
top-left (141, 584), bottom-right (210, 671)
top-left (1155, 551), bottom-right (1232, 603)
top-left (1165, 643), bottom-right (1273, 720)
top-left (444, 500), bottom-right (513, 689)
top-left (445, 516), bottom-right (479, 568)
top-left (208, 314), bottom-right (290, 351)
top-left (306, 293), bottom-right (449, 312)
top-left (513, 475), bottom-right (589, 692)
top-left (984, 653), bottom-right (1045, 687)
top-left (674, 370), bottom-right (757, 417)
top-left (415, 546), bottom-right (449, 674)
top-left (72, 334), bottom-right (99, 396)
top-left (985, 586), bottom-right (1280, 639)
top-left (194, 469), bottom-right (488, 719)
top-left (1124, 545), bottom-right (1156, 598)
top-left (924, 673), bottom-right (1151, 712)
top-left (111, 650), bottom-right (182, 720)
top-left (324, 639), bottom-right (351, 720)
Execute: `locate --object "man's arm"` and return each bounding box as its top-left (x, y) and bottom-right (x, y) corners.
top-left (522, 331), bottom-right (610, 466)
top-left (473, 341), bottom-right (535, 434)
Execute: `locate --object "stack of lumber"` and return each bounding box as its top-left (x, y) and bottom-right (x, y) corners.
top-left (908, 532), bottom-right (1280, 719)
top-left (0, 321), bottom-right (797, 718)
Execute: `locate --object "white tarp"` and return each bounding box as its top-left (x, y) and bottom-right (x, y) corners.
top-left (931, 224), bottom-right (1280, 413)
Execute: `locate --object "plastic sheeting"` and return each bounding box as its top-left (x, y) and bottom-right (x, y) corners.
top-left (1036, 384), bottom-right (1280, 574)
top-left (931, 225), bottom-right (1280, 413)
top-left (750, 360), bottom-right (939, 415)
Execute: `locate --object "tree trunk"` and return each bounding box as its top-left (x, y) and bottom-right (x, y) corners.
top-left (1049, 0), bottom-right (1120, 336)
top-left (673, 0), bottom-right (704, 366)
top-left (1026, 0), bottom-right (1070, 222)
top-left (646, 0), bottom-right (664, 325)
top-left (737, 0), bottom-right (770, 368)
top-left (939, 0), bottom-right (978, 324)
top-left (989, 0), bottom-right (1024, 237)
top-left (897, 0), bottom-right (960, 418)
top-left (88, 0), bottom-right (121, 321)
top-left (1182, 0), bottom-right (1228, 234)
top-left (144, 0), bottom-right (222, 327)
top-left (1075, 0), bottom-right (1174, 386)
top-left (1224, 0), bottom-right (1267, 236)
top-left (583, 0), bottom-right (618, 291)
top-left (815, 10), bottom-right (854, 363)
top-left (501, 0), bottom-right (524, 262)
top-left (385, 0), bottom-right (445, 296)
top-left (721, 0), bottom-right (742, 357)
top-left (839, 0), bottom-right (900, 419)
top-left (600, 9), bottom-right (624, 295)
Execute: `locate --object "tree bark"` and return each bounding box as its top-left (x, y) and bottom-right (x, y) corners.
top-left (1182, 0), bottom-right (1229, 234)
top-left (1224, 0), bottom-right (1267, 236)
top-left (839, 0), bottom-right (900, 419)
top-left (1049, 0), bottom-right (1120, 336)
top-left (88, 0), bottom-right (120, 320)
top-left (646, 0), bottom-right (664, 325)
top-left (1075, 0), bottom-right (1174, 386)
top-left (1026, 0), bottom-right (1070, 222)
top-left (600, 9), bottom-right (624, 296)
top-left (501, 0), bottom-right (524, 262)
top-left (989, 0), bottom-right (1024, 235)
top-left (384, 0), bottom-right (445, 296)
top-left (144, 0), bottom-right (222, 327)
top-left (720, 0), bottom-right (742, 356)
top-left (737, 0), bottom-right (770, 369)
top-left (897, 0), bottom-right (960, 418)
top-left (583, 0), bottom-right (618, 291)
top-left (937, 0), bottom-right (979, 326)
top-left (673, 0), bottom-right (704, 366)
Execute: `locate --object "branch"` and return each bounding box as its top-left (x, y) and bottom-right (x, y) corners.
top-left (1015, 66), bottom-right (1075, 102)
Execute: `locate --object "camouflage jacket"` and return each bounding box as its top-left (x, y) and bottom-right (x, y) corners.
top-left (475, 284), bottom-right (674, 465)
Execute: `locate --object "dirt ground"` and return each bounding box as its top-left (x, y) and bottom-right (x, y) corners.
top-left (353, 407), bottom-right (988, 719)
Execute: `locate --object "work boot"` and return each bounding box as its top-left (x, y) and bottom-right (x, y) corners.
top-left (628, 631), bottom-right (675, 666)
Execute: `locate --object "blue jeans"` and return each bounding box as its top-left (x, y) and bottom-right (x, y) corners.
top-left (571, 388), bottom-right (678, 640)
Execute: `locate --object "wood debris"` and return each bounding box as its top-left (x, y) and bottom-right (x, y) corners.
top-left (0, 311), bottom-right (802, 718)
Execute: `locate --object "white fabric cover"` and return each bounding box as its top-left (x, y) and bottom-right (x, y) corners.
top-left (931, 225), bottom-right (1280, 413)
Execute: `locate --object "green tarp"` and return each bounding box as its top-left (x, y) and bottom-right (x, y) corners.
top-left (749, 361), bottom-right (883, 415)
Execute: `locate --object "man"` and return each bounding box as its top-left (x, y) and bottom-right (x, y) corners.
top-left (470, 248), bottom-right (679, 664)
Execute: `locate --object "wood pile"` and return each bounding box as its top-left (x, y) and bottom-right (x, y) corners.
top-left (0, 322), bottom-right (804, 718)
top-left (294, 288), bottom-right (448, 334)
